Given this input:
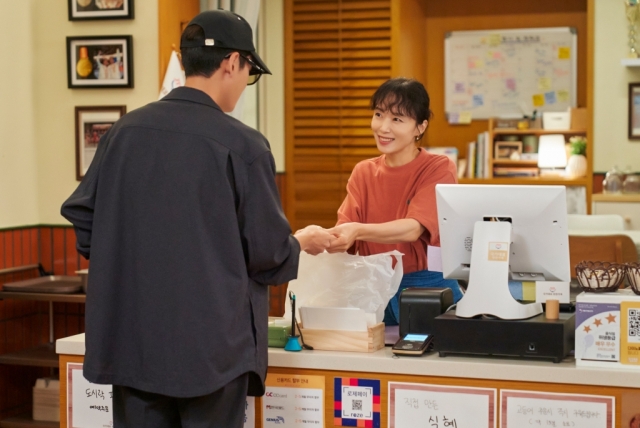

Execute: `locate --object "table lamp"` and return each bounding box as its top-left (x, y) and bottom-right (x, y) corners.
top-left (537, 134), bottom-right (567, 176)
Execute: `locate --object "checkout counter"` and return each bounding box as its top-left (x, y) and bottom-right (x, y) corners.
top-left (57, 332), bottom-right (640, 427)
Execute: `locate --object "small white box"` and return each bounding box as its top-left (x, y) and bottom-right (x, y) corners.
top-left (542, 111), bottom-right (570, 130)
top-left (575, 289), bottom-right (640, 369)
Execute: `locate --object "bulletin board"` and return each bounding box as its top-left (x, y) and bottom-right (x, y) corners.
top-left (445, 27), bottom-right (577, 120)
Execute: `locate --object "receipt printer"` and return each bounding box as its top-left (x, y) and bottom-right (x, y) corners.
top-left (399, 287), bottom-right (453, 337)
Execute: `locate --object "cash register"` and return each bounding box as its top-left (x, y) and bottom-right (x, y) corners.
top-left (432, 184), bottom-right (575, 363)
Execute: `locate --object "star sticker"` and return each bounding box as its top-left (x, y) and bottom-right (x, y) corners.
top-left (593, 318), bottom-right (602, 327)
top-left (583, 325), bottom-right (591, 333)
top-left (606, 313), bottom-right (617, 324)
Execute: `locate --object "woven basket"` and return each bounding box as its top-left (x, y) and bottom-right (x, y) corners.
top-left (626, 262), bottom-right (640, 295)
top-left (575, 261), bottom-right (626, 293)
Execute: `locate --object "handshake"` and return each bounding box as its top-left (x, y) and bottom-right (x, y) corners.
top-left (293, 224), bottom-right (358, 255)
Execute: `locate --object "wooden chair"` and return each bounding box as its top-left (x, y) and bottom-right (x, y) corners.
top-left (568, 235), bottom-right (638, 278)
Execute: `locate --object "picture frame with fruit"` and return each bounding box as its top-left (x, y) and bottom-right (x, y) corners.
top-left (66, 36), bottom-right (133, 89)
top-left (69, 0), bottom-right (134, 21)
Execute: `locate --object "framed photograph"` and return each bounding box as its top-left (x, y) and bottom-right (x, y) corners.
top-left (68, 0), bottom-right (134, 21)
top-left (75, 106), bottom-right (126, 180)
top-left (629, 83), bottom-right (640, 140)
top-left (67, 36), bottom-right (133, 89)
top-left (494, 141), bottom-right (523, 160)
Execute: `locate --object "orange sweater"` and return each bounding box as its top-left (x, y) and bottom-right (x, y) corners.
top-left (336, 149), bottom-right (457, 274)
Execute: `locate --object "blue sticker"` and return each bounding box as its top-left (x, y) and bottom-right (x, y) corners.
top-left (472, 94), bottom-right (484, 107)
top-left (544, 91), bottom-right (556, 105)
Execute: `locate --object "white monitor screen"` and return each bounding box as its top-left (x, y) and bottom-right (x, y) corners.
top-left (436, 184), bottom-right (570, 283)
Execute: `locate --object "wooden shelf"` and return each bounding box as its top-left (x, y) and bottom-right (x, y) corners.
top-left (621, 58), bottom-right (640, 67)
top-left (592, 193), bottom-right (640, 202)
top-left (0, 343), bottom-right (58, 368)
top-left (0, 291), bottom-right (85, 303)
top-left (492, 128), bottom-right (586, 135)
top-left (492, 160), bottom-right (538, 166)
top-left (0, 414), bottom-right (57, 428)
top-left (459, 177), bottom-right (589, 186)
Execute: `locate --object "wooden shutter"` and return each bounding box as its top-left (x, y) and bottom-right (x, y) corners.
top-left (286, 0), bottom-right (392, 230)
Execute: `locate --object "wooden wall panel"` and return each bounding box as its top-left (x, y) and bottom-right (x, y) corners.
top-left (157, 0), bottom-right (200, 86)
top-left (286, 0), bottom-right (392, 231)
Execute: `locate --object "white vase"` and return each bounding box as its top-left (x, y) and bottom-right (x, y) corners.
top-left (565, 154), bottom-right (587, 178)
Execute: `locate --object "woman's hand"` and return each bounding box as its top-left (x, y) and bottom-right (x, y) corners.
top-left (326, 223), bottom-right (361, 253)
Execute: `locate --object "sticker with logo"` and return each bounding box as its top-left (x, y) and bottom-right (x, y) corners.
top-left (488, 242), bottom-right (509, 262)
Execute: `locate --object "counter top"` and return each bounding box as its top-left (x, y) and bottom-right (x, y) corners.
top-left (57, 333), bottom-right (640, 389)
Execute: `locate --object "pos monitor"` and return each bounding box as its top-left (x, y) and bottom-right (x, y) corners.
top-left (435, 184), bottom-right (570, 320)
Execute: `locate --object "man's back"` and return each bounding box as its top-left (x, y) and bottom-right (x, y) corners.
top-left (62, 87), bottom-right (300, 397)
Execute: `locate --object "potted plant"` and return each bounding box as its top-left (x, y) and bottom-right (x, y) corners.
top-left (565, 136), bottom-right (588, 178)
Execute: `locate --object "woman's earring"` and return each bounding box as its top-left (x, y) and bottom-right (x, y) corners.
top-left (415, 135), bottom-right (421, 142)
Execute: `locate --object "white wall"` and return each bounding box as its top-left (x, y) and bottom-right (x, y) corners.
top-left (0, 1), bottom-right (39, 228)
top-left (32, 0), bottom-right (159, 224)
top-left (594, 0), bottom-right (640, 172)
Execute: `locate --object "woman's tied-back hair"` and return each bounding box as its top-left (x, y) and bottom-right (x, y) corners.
top-left (370, 77), bottom-right (433, 141)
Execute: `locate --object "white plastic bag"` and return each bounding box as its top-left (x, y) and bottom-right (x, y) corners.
top-left (284, 250), bottom-right (403, 324)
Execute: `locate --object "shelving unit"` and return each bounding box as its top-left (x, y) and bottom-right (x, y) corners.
top-left (0, 291), bottom-right (86, 427)
top-left (486, 118), bottom-right (588, 181)
top-left (621, 58), bottom-right (640, 67)
top-left (0, 414), bottom-right (57, 428)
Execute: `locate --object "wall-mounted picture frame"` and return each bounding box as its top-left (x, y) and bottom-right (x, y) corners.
top-left (68, 0), bottom-right (134, 21)
top-left (67, 36), bottom-right (133, 89)
top-left (75, 106), bottom-right (126, 180)
top-left (629, 83), bottom-right (640, 140)
top-left (494, 141), bottom-right (523, 160)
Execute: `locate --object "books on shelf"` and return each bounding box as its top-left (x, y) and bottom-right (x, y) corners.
top-left (425, 146), bottom-right (458, 166)
top-left (465, 132), bottom-right (491, 179)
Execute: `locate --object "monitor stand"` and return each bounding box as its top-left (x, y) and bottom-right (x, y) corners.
top-left (455, 221), bottom-right (542, 320)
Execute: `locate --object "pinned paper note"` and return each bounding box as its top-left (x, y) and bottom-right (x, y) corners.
top-left (458, 111), bottom-right (472, 124)
top-left (488, 34), bottom-right (502, 47)
top-left (544, 91), bottom-right (557, 104)
top-left (538, 77), bottom-right (552, 91)
top-left (558, 46), bottom-right (571, 59)
top-left (454, 82), bottom-right (465, 93)
top-left (557, 89), bottom-right (570, 103)
top-left (472, 94), bottom-right (484, 107)
top-left (532, 94), bottom-right (545, 107)
top-left (505, 78), bottom-right (516, 91)
top-left (67, 363), bottom-right (113, 428)
top-left (264, 374), bottom-right (325, 428)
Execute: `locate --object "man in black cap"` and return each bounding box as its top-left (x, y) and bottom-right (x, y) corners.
top-left (61, 9), bottom-right (332, 428)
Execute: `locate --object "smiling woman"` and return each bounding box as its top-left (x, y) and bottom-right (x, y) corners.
top-left (327, 78), bottom-right (463, 326)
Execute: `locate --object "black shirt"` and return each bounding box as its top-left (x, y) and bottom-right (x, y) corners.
top-left (61, 87), bottom-right (300, 397)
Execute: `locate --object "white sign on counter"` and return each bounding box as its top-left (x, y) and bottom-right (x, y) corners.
top-left (500, 390), bottom-right (614, 428)
top-left (389, 382), bottom-right (496, 428)
top-left (262, 374), bottom-right (325, 427)
top-left (244, 397), bottom-right (255, 428)
top-left (67, 363), bottom-right (113, 428)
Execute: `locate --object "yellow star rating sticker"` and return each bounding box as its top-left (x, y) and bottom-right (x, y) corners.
top-left (593, 318), bottom-right (603, 327)
top-left (606, 313), bottom-right (617, 324)
top-left (583, 325), bottom-right (591, 333)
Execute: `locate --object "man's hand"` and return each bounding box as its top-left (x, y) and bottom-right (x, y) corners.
top-left (326, 223), bottom-right (361, 253)
top-left (294, 225), bottom-right (334, 255)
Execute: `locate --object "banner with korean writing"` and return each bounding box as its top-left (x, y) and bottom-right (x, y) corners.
top-left (67, 363), bottom-right (113, 428)
top-left (389, 382), bottom-right (496, 428)
top-left (501, 390), bottom-right (614, 428)
top-left (263, 373), bottom-right (325, 427)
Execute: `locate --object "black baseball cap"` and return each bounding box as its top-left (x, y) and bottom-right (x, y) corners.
top-left (180, 10), bottom-right (271, 75)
